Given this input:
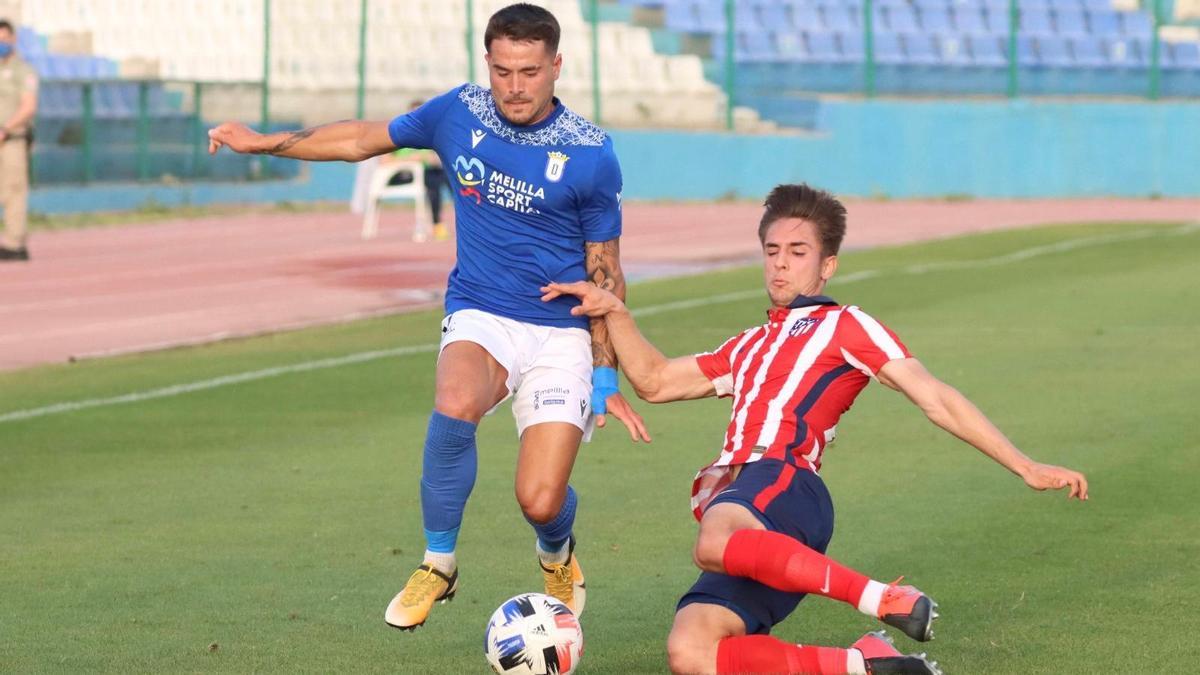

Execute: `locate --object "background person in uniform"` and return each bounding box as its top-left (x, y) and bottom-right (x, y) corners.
top-left (0, 19), bottom-right (37, 262)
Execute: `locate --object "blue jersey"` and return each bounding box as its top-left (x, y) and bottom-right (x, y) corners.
top-left (387, 84), bottom-right (623, 329)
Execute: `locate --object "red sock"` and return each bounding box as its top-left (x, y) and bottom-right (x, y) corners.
top-left (722, 529), bottom-right (871, 608)
top-left (717, 635), bottom-right (849, 674)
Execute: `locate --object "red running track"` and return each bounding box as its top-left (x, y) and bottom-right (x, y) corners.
top-left (0, 199), bottom-right (1195, 371)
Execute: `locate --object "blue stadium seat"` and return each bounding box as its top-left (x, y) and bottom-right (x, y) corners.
top-left (821, 5), bottom-right (860, 31)
top-left (968, 35), bottom-right (1008, 65)
top-left (1087, 10), bottom-right (1121, 36)
top-left (1069, 36), bottom-right (1107, 66)
top-left (792, 4), bottom-right (824, 29)
top-left (1017, 35), bottom-right (1040, 64)
top-left (904, 34), bottom-right (941, 63)
top-left (1165, 41), bottom-right (1200, 69)
top-left (1119, 11), bottom-right (1152, 39)
top-left (1038, 36), bottom-right (1072, 66)
top-left (921, 8), bottom-right (954, 34)
top-left (697, 1), bottom-right (728, 31)
top-left (806, 31), bottom-right (842, 61)
top-left (937, 35), bottom-right (973, 64)
top-left (914, 0), bottom-right (950, 10)
top-left (735, 2), bottom-right (763, 31)
top-left (739, 30), bottom-right (776, 59)
top-left (985, 7), bottom-right (1013, 35)
top-left (1020, 8), bottom-right (1054, 36)
top-left (1105, 38), bottom-right (1145, 67)
top-left (954, 7), bottom-right (991, 35)
top-left (1054, 8), bottom-right (1088, 37)
top-left (775, 30), bottom-right (809, 59)
top-left (840, 31), bottom-right (866, 61)
top-left (874, 31), bottom-right (906, 62)
top-left (664, 1), bottom-right (696, 31)
top-left (883, 5), bottom-right (920, 33)
top-left (1080, 0), bottom-right (1114, 10)
top-left (760, 1), bottom-right (794, 29)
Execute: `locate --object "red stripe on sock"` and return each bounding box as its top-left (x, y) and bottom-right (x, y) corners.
top-left (752, 462), bottom-right (798, 512)
top-left (717, 635), bottom-right (849, 674)
top-left (722, 529), bottom-right (871, 607)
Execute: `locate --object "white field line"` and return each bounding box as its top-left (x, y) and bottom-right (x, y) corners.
top-left (1, 223), bottom-right (1194, 426)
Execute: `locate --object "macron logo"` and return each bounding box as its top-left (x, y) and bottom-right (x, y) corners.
top-left (471, 129), bottom-right (486, 149)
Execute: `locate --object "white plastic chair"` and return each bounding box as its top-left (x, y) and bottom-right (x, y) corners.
top-left (361, 159), bottom-right (431, 241)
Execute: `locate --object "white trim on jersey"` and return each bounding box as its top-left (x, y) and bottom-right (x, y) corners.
top-left (847, 306), bottom-right (906, 360)
top-left (730, 308), bottom-right (818, 451)
top-left (727, 328), bottom-right (777, 451)
top-left (753, 309), bottom-right (843, 449)
top-left (841, 347), bottom-right (876, 379)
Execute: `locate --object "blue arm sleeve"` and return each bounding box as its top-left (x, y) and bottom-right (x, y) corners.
top-left (580, 137), bottom-right (623, 243)
top-left (386, 85), bottom-right (463, 149)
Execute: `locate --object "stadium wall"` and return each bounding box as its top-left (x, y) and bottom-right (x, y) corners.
top-left (31, 99), bottom-right (1199, 214)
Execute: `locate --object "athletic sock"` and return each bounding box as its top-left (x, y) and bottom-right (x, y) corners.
top-left (526, 485), bottom-right (577, 560)
top-left (722, 529), bottom-right (878, 615)
top-left (422, 549), bottom-right (457, 575)
top-left (419, 411), bottom-right (478, 561)
top-left (716, 635), bottom-right (860, 674)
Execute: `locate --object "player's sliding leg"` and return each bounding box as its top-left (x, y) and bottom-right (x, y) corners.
top-left (716, 631), bottom-right (941, 675)
top-left (516, 421), bottom-right (586, 615)
top-left (668, 603), bottom-right (941, 675)
top-left (697, 465), bottom-right (937, 643)
top-left (385, 342), bottom-right (508, 631)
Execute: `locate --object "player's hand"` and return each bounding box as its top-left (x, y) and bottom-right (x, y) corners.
top-left (597, 391), bottom-right (651, 443)
top-left (1021, 462), bottom-right (1089, 500)
top-left (540, 281), bottom-right (625, 317)
top-left (208, 122), bottom-right (263, 155)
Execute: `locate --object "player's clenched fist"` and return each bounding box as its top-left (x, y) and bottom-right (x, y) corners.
top-left (208, 122), bottom-right (263, 155)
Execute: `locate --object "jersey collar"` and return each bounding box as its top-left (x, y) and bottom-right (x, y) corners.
top-left (767, 294), bottom-right (837, 322)
top-left (495, 96), bottom-right (565, 133)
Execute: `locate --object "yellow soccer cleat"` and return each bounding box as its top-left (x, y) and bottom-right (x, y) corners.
top-left (384, 563), bottom-right (458, 631)
top-left (540, 536), bottom-right (586, 616)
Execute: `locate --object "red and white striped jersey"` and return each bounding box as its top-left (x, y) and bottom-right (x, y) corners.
top-left (689, 294), bottom-right (911, 520)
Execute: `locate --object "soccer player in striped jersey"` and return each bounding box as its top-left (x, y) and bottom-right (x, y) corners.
top-left (541, 184), bottom-right (1088, 675)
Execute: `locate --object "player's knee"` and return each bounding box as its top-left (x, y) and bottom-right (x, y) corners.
top-left (666, 630), bottom-right (713, 675)
top-left (692, 531), bottom-right (727, 573)
top-left (433, 387), bottom-right (487, 423)
top-left (515, 484), bottom-right (564, 524)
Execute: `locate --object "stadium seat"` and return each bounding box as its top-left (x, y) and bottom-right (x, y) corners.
top-left (904, 34), bottom-right (942, 63)
top-left (775, 31), bottom-right (810, 60)
top-left (664, 1), bottom-right (698, 30)
top-left (883, 5), bottom-right (921, 33)
top-left (874, 32), bottom-right (906, 63)
top-left (1087, 10), bottom-right (1122, 35)
top-left (793, 4), bottom-right (825, 30)
top-left (1105, 38), bottom-right (1146, 66)
top-left (920, 7), bottom-right (954, 33)
top-left (937, 35), bottom-right (973, 64)
top-left (1071, 36), bottom-right (1109, 66)
top-left (1020, 8), bottom-right (1054, 36)
top-left (1119, 11), bottom-right (1153, 39)
top-left (840, 30), bottom-right (866, 61)
top-left (1054, 8), bottom-right (1089, 37)
top-left (760, 1), bottom-right (795, 29)
top-left (985, 7), bottom-right (1014, 36)
top-left (1166, 41), bottom-right (1200, 69)
top-left (954, 7), bottom-right (992, 35)
top-left (821, 4), bottom-right (861, 31)
top-left (1038, 36), bottom-right (1073, 66)
top-left (805, 31), bottom-right (841, 61)
top-left (968, 35), bottom-right (1009, 65)
top-left (697, 1), bottom-right (728, 31)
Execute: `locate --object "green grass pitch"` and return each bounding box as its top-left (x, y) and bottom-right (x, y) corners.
top-left (1, 221), bottom-right (1197, 673)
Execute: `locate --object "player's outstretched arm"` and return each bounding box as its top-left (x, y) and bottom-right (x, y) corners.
top-left (877, 357), bottom-right (1089, 501)
top-left (207, 120), bottom-right (395, 162)
top-left (541, 281), bottom-right (717, 404)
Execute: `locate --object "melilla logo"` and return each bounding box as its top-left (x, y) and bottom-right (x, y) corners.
top-left (452, 153), bottom-right (549, 215)
top-left (454, 155), bottom-right (486, 205)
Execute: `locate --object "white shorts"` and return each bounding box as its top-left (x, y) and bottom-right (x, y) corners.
top-left (439, 309), bottom-right (595, 440)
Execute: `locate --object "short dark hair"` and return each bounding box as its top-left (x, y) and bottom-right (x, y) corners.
top-left (484, 4), bottom-right (560, 54)
top-left (0, 20), bottom-right (14, 34)
top-left (757, 184), bottom-right (847, 257)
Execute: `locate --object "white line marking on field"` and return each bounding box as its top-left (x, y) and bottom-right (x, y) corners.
top-left (2, 224), bottom-right (1194, 425)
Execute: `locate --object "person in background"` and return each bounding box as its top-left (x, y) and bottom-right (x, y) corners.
top-left (384, 100), bottom-right (452, 242)
top-left (0, 19), bottom-right (37, 262)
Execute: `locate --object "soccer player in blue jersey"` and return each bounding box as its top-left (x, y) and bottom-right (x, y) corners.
top-left (208, 3), bottom-right (649, 631)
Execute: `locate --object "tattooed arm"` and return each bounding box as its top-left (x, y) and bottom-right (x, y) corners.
top-left (584, 238), bottom-right (650, 442)
top-left (585, 238), bottom-right (626, 371)
top-left (207, 120), bottom-right (395, 162)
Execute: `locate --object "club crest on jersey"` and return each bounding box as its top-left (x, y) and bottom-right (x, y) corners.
top-left (544, 151), bottom-right (569, 183)
top-left (789, 317), bottom-right (821, 337)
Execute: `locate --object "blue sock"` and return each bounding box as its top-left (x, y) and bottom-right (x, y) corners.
top-left (419, 411), bottom-right (478, 554)
top-left (526, 485), bottom-right (577, 553)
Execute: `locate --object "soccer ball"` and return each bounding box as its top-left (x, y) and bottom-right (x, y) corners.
top-left (484, 593), bottom-right (583, 675)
